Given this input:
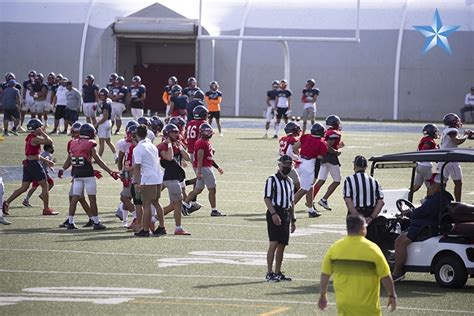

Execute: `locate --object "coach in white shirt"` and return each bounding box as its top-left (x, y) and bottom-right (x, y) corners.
top-left (50, 78), bottom-right (69, 134)
top-left (133, 125), bottom-right (163, 237)
top-left (460, 86), bottom-right (474, 123)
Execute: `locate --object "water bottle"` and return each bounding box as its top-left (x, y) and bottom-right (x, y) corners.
top-left (395, 222), bottom-right (401, 235)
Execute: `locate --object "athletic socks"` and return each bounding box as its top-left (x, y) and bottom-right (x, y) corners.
top-left (68, 216), bottom-right (75, 224)
top-left (92, 216), bottom-right (99, 224)
top-left (274, 123), bottom-right (280, 136)
top-left (151, 216), bottom-right (157, 224)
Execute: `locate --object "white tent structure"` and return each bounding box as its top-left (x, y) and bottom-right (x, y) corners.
top-left (1, 0), bottom-right (472, 120)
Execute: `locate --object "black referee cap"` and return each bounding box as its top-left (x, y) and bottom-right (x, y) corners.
top-left (353, 155), bottom-right (368, 168)
top-left (278, 155), bottom-right (293, 163)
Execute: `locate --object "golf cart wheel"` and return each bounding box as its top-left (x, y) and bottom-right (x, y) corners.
top-left (434, 255), bottom-right (468, 288)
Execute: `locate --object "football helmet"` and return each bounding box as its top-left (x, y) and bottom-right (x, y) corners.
top-left (163, 123), bottom-right (180, 137)
top-left (200, 123), bottom-right (214, 139)
top-left (55, 73), bottom-right (63, 81)
top-left (310, 122), bottom-right (326, 137)
top-left (28, 70), bottom-right (37, 77)
top-left (209, 81), bottom-right (218, 87)
top-left (169, 76), bottom-right (178, 85)
top-left (126, 120), bottom-right (139, 130)
top-left (284, 121), bottom-right (301, 136)
top-left (79, 123), bottom-right (96, 139)
top-left (7, 73), bottom-right (16, 80)
top-left (26, 118), bottom-right (44, 131)
top-left (137, 116), bottom-right (150, 127)
top-left (325, 115), bottom-right (342, 130)
top-left (47, 72), bottom-right (56, 79)
top-left (193, 105), bottom-right (209, 120)
top-left (117, 76), bottom-right (125, 84)
top-left (188, 77), bottom-right (197, 85)
top-left (150, 116), bottom-right (164, 133)
top-left (171, 85), bottom-right (182, 95)
top-left (272, 80), bottom-right (280, 87)
top-left (443, 113), bottom-right (461, 128)
top-left (422, 123), bottom-right (439, 138)
top-left (71, 122), bottom-right (82, 136)
top-left (36, 73), bottom-right (44, 81)
top-left (192, 89), bottom-right (205, 100)
top-left (109, 73), bottom-right (118, 80)
top-left (132, 75), bottom-right (141, 83)
top-left (306, 78), bottom-right (316, 86)
top-left (126, 124), bottom-right (138, 141)
top-left (85, 74), bottom-right (95, 81)
top-left (99, 88), bottom-right (109, 97)
top-left (170, 116), bottom-right (186, 129)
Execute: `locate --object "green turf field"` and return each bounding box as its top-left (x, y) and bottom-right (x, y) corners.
top-left (0, 119), bottom-right (473, 315)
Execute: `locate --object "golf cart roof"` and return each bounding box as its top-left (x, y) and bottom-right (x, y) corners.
top-left (370, 148), bottom-right (474, 163)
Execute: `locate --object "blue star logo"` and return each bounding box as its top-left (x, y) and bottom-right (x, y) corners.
top-left (413, 9), bottom-right (460, 55)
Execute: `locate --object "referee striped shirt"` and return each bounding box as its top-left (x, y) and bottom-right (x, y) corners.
top-left (343, 171), bottom-right (384, 208)
top-left (264, 173), bottom-right (294, 209)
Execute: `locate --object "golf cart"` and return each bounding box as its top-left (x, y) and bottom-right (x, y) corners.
top-left (369, 148), bottom-right (474, 288)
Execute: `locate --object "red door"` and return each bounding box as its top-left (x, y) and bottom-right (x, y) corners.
top-left (134, 64), bottom-right (195, 115)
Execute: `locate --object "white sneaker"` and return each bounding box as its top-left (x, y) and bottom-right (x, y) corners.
top-left (318, 199), bottom-right (332, 211)
top-left (0, 217), bottom-right (11, 225)
top-left (219, 133), bottom-right (223, 137)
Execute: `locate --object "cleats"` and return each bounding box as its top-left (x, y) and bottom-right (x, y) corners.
top-left (153, 226), bottom-right (167, 236)
top-left (308, 210), bottom-right (321, 218)
top-left (22, 199), bottom-right (32, 207)
top-left (174, 228), bottom-right (191, 236)
top-left (83, 219), bottom-right (94, 227)
top-left (210, 210), bottom-right (226, 217)
top-left (43, 208), bottom-right (59, 216)
top-left (0, 217), bottom-right (11, 225)
top-left (265, 272), bottom-right (279, 282)
top-left (134, 229), bottom-right (149, 237)
top-left (59, 219), bottom-right (69, 228)
top-left (67, 223), bottom-right (78, 230)
top-left (276, 272), bottom-right (292, 281)
top-left (115, 207), bottom-right (123, 221)
top-left (318, 199), bottom-right (332, 211)
top-left (93, 222), bottom-right (107, 230)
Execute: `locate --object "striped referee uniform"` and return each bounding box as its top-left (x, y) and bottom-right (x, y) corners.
top-left (343, 171), bottom-right (384, 217)
top-left (264, 173), bottom-right (294, 210)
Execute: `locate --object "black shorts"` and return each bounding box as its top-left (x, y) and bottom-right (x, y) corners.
top-left (4, 108), bottom-right (20, 121)
top-left (266, 209), bottom-right (290, 245)
top-left (130, 184), bottom-right (143, 205)
top-left (54, 105), bottom-right (66, 120)
top-left (65, 109), bottom-right (79, 123)
top-left (209, 111), bottom-right (220, 120)
top-left (406, 225), bottom-right (438, 242)
top-left (275, 108), bottom-right (288, 119)
top-left (22, 160), bottom-right (46, 183)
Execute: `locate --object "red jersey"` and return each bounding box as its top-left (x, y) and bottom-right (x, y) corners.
top-left (324, 129), bottom-right (342, 149)
top-left (299, 134), bottom-right (328, 159)
top-left (193, 138), bottom-right (213, 168)
top-left (186, 119), bottom-right (206, 153)
top-left (279, 135), bottom-right (298, 156)
top-left (25, 133), bottom-right (41, 156)
top-left (126, 144), bottom-right (135, 168)
top-left (418, 136), bottom-right (437, 151)
top-left (68, 138), bottom-right (97, 178)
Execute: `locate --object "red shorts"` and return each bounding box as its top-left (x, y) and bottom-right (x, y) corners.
top-left (32, 177), bottom-right (54, 188)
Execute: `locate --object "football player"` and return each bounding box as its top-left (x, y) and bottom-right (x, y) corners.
top-left (107, 73), bottom-right (118, 91)
top-left (273, 79), bottom-right (292, 138)
top-left (137, 116), bottom-right (156, 143)
top-left (81, 74), bottom-right (99, 126)
top-left (412, 124), bottom-right (439, 194)
top-left (182, 77), bottom-right (200, 100)
top-left (264, 80), bottom-right (279, 138)
top-left (30, 73), bottom-right (48, 122)
top-left (157, 124), bottom-right (192, 235)
top-left (186, 90), bottom-right (206, 122)
top-left (435, 113), bottom-right (471, 201)
top-left (168, 85), bottom-right (188, 119)
top-left (205, 81), bottom-right (223, 137)
top-left (50, 76), bottom-right (68, 134)
top-left (182, 123), bottom-right (225, 216)
top-left (163, 76), bottom-right (178, 118)
top-left (58, 123), bottom-right (119, 230)
top-left (21, 70), bottom-right (37, 131)
top-left (278, 122), bottom-right (301, 191)
top-left (129, 76), bottom-right (146, 120)
top-left (43, 72), bottom-right (57, 128)
top-left (292, 123), bottom-right (328, 217)
top-left (301, 79), bottom-right (320, 134)
top-left (96, 88), bottom-right (117, 161)
top-left (109, 76), bottom-right (128, 135)
top-left (314, 115), bottom-right (344, 211)
top-left (3, 119), bottom-right (58, 216)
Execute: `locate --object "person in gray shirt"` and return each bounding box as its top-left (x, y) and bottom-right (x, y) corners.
top-left (2, 80), bottom-right (21, 136)
top-left (65, 81), bottom-right (83, 131)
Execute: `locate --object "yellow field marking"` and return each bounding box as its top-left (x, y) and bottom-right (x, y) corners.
top-left (130, 299), bottom-right (271, 309)
top-left (258, 306), bottom-right (290, 316)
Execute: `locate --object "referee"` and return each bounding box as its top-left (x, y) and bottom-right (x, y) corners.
top-left (343, 155), bottom-right (384, 244)
top-left (264, 155), bottom-right (296, 282)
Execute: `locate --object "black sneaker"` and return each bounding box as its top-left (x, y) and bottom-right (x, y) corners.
top-left (58, 219), bottom-right (69, 228)
top-left (308, 211), bottom-right (321, 218)
top-left (9, 130), bottom-right (18, 136)
top-left (93, 222), bottom-right (106, 230)
top-left (276, 272), bottom-right (292, 281)
top-left (153, 226), bottom-right (167, 236)
top-left (134, 229), bottom-right (149, 237)
top-left (67, 223), bottom-right (78, 230)
top-left (211, 210), bottom-right (226, 217)
top-left (181, 204), bottom-right (190, 216)
top-left (187, 204), bottom-right (201, 214)
top-left (265, 272), bottom-right (279, 282)
top-left (391, 273), bottom-right (405, 282)
top-left (82, 219), bottom-right (94, 227)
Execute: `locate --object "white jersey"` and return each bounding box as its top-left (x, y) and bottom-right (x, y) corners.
top-left (440, 127), bottom-right (459, 149)
top-left (55, 85), bottom-right (68, 105)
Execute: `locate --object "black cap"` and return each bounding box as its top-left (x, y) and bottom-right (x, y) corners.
top-left (353, 155), bottom-right (368, 168)
top-left (278, 155), bottom-right (293, 163)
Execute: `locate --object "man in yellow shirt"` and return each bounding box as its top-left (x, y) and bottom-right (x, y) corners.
top-left (318, 214), bottom-right (397, 315)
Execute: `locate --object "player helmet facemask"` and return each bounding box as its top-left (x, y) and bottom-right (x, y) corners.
top-left (150, 116), bottom-right (164, 133)
top-left (193, 105), bottom-right (209, 120)
top-left (27, 118), bottom-right (44, 131)
top-left (200, 123), bottom-right (214, 139)
top-left (163, 124), bottom-right (180, 139)
top-left (442, 113), bottom-right (461, 128)
top-left (422, 123), bottom-right (439, 138)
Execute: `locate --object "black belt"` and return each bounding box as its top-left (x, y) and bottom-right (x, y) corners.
top-left (355, 207), bottom-right (374, 217)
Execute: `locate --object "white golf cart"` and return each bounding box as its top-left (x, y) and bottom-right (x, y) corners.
top-left (369, 148), bottom-right (474, 288)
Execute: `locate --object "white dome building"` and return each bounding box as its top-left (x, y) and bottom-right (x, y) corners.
top-left (0, 0), bottom-right (472, 120)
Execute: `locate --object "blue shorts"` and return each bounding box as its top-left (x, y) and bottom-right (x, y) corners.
top-left (4, 108), bottom-right (20, 121)
top-left (65, 109), bottom-right (79, 123)
top-left (22, 160), bottom-right (46, 183)
top-left (406, 224), bottom-right (438, 242)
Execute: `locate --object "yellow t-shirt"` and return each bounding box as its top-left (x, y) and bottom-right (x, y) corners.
top-left (321, 235), bottom-right (390, 316)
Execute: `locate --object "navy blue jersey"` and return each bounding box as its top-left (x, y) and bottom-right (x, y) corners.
top-left (98, 99), bottom-right (112, 120)
top-left (182, 87), bottom-right (199, 99)
top-left (205, 90), bottom-right (222, 100)
top-left (171, 95), bottom-right (188, 110)
top-left (23, 80), bottom-right (34, 92)
top-left (302, 88), bottom-right (320, 98)
top-left (111, 85), bottom-right (128, 103)
top-left (186, 100), bottom-right (205, 121)
top-left (106, 83), bottom-right (115, 91)
top-left (267, 89), bottom-right (279, 100)
top-left (32, 82), bottom-right (47, 93)
top-left (82, 84), bottom-right (99, 102)
top-left (277, 89), bottom-right (292, 98)
top-left (129, 85), bottom-right (146, 109)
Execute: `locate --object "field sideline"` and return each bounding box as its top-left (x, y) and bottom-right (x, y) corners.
top-left (0, 118), bottom-right (473, 315)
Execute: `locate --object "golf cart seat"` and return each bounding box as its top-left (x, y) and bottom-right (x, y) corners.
top-left (440, 202), bottom-right (474, 237)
